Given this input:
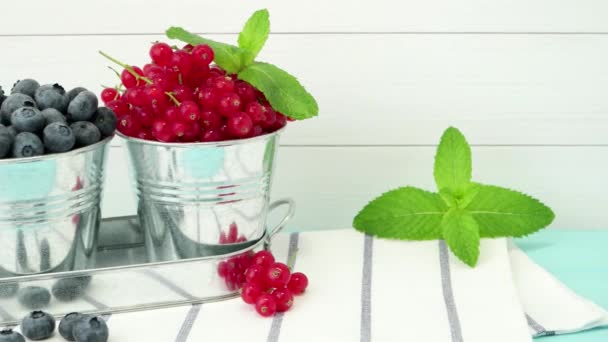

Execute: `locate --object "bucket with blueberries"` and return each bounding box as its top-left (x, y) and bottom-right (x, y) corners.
top-left (119, 128), bottom-right (295, 263)
top-left (0, 80), bottom-right (118, 275)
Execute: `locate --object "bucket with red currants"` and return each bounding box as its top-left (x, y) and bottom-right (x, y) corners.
top-left (102, 10), bottom-right (318, 262)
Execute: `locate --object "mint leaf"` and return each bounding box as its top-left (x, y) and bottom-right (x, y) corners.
top-left (238, 9), bottom-right (270, 66)
top-left (238, 62), bottom-right (318, 120)
top-left (353, 187), bottom-right (448, 240)
top-left (166, 27), bottom-right (244, 74)
top-left (442, 208), bottom-right (480, 267)
top-left (434, 127), bottom-right (472, 197)
top-left (465, 184), bottom-right (555, 238)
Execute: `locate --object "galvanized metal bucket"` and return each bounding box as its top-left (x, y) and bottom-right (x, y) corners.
top-left (0, 138), bottom-right (112, 275)
top-left (118, 129), bottom-right (295, 262)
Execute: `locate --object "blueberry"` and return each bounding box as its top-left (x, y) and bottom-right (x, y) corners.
top-left (59, 312), bottom-right (90, 341)
top-left (66, 87), bottom-right (87, 104)
top-left (0, 329), bottom-right (25, 342)
top-left (0, 125), bottom-right (13, 158)
top-left (51, 277), bottom-right (89, 302)
top-left (34, 84), bottom-right (68, 112)
top-left (17, 286), bottom-right (51, 309)
top-left (6, 126), bottom-right (17, 140)
top-left (11, 107), bottom-right (45, 133)
top-left (41, 108), bottom-right (66, 125)
top-left (43, 122), bottom-right (75, 153)
top-left (0, 282), bottom-right (19, 298)
top-left (70, 121), bottom-right (101, 147)
top-left (12, 132), bottom-right (44, 158)
top-left (0, 93), bottom-right (36, 125)
top-left (91, 107), bottom-right (117, 137)
top-left (72, 316), bottom-right (108, 342)
top-left (21, 311), bottom-right (56, 340)
top-left (11, 79), bottom-right (40, 98)
top-left (67, 91), bottom-right (98, 122)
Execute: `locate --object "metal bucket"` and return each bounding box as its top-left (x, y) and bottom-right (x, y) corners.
top-left (119, 129), bottom-right (295, 262)
top-left (0, 138), bottom-right (111, 276)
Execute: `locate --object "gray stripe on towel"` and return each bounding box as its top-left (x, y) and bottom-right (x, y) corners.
top-left (526, 314), bottom-right (555, 336)
top-left (175, 304), bottom-right (201, 342)
top-left (360, 234), bottom-right (373, 342)
top-left (439, 240), bottom-right (464, 342)
top-left (267, 233), bottom-right (300, 342)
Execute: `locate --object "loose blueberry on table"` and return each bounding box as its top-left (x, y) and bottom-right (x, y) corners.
top-left (0, 80), bottom-right (117, 159)
top-left (21, 310), bottom-right (56, 340)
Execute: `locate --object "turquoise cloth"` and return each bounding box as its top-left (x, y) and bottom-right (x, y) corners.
top-left (516, 230), bottom-right (608, 341)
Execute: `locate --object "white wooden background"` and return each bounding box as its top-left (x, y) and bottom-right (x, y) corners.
top-left (2, 1), bottom-right (608, 229)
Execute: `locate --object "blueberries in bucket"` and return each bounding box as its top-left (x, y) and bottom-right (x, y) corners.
top-left (17, 286), bottom-right (51, 309)
top-left (0, 79), bottom-right (117, 159)
top-left (21, 310), bottom-right (55, 340)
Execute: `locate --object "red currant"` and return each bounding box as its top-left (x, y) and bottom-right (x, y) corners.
top-left (260, 105), bottom-right (277, 129)
top-left (241, 283), bottom-right (262, 304)
top-left (255, 294), bottom-right (277, 317)
top-left (143, 63), bottom-right (164, 77)
top-left (235, 81), bottom-right (257, 104)
top-left (272, 288), bottom-right (294, 313)
top-left (272, 113), bottom-right (287, 131)
top-left (144, 84), bottom-right (167, 107)
top-left (191, 44), bottom-right (214, 65)
top-left (196, 87), bottom-right (220, 110)
top-left (287, 272), bottom-right (309, 295)
top-left (101, 88), bottom-right (118, 104)
top-left (218, 261), bottom-right (228, 277)
top-left (121, 66), bottom-right (144, 89)
top-left (245, 102), bottom-right (266, 123)
top-left (251, 250), bottom-right (275, 269)
top-left (179, 100), bottom-right (201, 122)
top-left (199, 110), bottom-right (222, 129)
top-left (265, 262), bottom-right (291, 288)
top-left (149, 42), bottom-right (173, 66)
top-left (201, 129), bottom-right (222, 142)
top-left (125, 87), bottom-right (148, 107)
top-left (251, 125), bottom-right (263, 137)
top-left (212, 76), bottom-right (235, 93)
top-left (171, 121), bottom-right (188, 138)
top-left (118, 114), bottom-right (141, 136)
top-left (152, 119), bottom-right (177, 142)
top-left (136, 130), bottom-right (153, 140)
top-left (244, 264), bottom-right (266, 287)
top-left (182, 122), bottom-right (200, 142)
top-left (182, 44), bottom-right (194, 52)
top-left (106, 100), bottom-right (129, 116)
top-left (209, 65), bottom-right (226, 77)
top-left (172, 85), bottom-right (194, 102)
top-left (164, 106), bottom-right (179, 122)
top-left (131, 107), bottom-right (154, 127)
top-left (227, 112), bottom-right (253, 138)
top-left (169, 50), bottom-right (193, 75)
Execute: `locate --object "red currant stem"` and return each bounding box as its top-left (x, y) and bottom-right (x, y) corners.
top-left (107, 66), bottom-right (121, 79)
top-left (99, 50), bottom-right (153, 85)
top-left (178, 73), bottom-right (183, 85)
top-left (165, 92), bottom-right (181, 106)
top-left (170, 45), bottom-right (179, 50)
top-left (100, 84), bottom-right (112, 89)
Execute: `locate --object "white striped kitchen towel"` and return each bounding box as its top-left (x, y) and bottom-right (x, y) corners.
top-left (5, 229), bottom-right (607, 341)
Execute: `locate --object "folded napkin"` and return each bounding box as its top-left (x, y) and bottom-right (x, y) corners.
top-left (4, 229), bottom-right (607, 342)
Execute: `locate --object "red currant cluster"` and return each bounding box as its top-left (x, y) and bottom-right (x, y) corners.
top-left (243, 251), bottom-right (308, 317)
top-left (100, 43), bottom-right (289, 142)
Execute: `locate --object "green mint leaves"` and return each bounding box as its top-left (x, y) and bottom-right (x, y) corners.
top-left (238, 9), bottom-right (270, 65)
top-left (166, 9), bottom-right (318, 120)
top-left (238, 62), bottom-right (319, 120)
top-left (353, 127), bottom-right (555, 267)
top-left (166, 27), bottom-right (245, 74)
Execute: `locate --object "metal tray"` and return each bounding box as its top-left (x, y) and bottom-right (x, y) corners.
top-left (0, 216), bottom-right (282, 325)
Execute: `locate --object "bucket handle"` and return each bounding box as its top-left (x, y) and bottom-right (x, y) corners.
top-left (265, 198), bottom-right (296, 245)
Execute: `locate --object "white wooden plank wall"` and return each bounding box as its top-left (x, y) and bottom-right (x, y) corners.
top-left (2, 1), bottom-right (608, 229)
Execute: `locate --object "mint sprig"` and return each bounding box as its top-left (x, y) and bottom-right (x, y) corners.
top-left (166, 9), bottom-right (318, 120)
top-left (353, 127), bottom-right (555, 267)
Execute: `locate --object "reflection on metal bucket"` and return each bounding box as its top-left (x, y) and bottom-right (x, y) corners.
top-left (119, 129), bottom-right (289, 262)
top-left (0, 138), bottom-right (111, 275)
